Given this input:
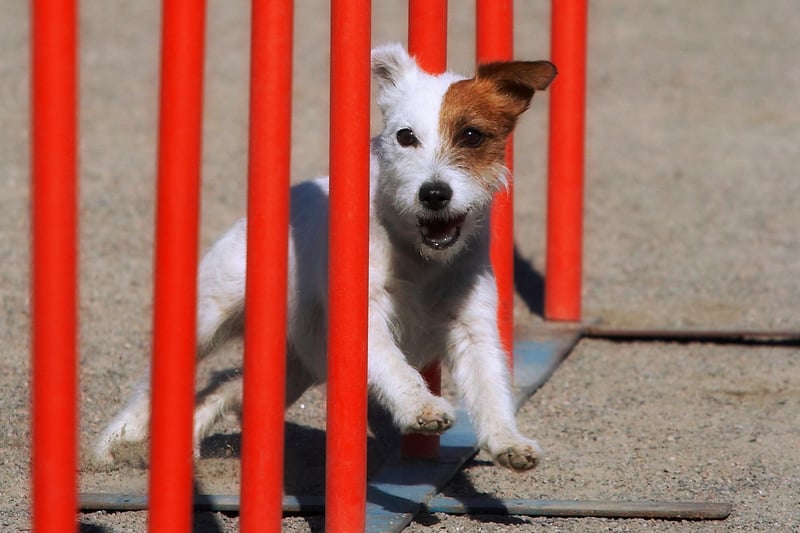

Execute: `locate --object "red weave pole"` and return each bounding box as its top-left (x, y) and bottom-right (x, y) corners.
top-left (148, 0), bottom-right (205, 531)
top-left (240, 0), bottom-right (293, 530)
top-left (545, 0), bottom-right (586, 321)
top-left (31, 0), bottom-right (78, 530)
top-left (326, 0), bottom-right (371, 530)
top-left (477, 0), bottom-right (515, 369)
top-left (403, 0), bottom-right (448, 461)
top-left (408, 0), bottom-right (447, 70)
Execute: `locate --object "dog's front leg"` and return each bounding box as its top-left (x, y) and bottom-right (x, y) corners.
top-left (446, 274), bottom-right (542, 471)
top-left (367, 291), bottom-right (456, 435)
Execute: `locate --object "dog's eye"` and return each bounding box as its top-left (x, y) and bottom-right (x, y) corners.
top-left (457, 128), bottom-right (485, 148)
top-left (396, 128), bottom-right (419, 148)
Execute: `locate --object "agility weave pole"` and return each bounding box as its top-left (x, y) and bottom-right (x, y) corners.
top-left (240, 0), bottom-right (293, 530)
top-left (31, 1), bottom-right (78, 531)
top-left (31, 1), bottom-right (588, 531)
top-left (546, 0), bottom-right (587, 321)
top-left (478, 0), bottom-right (517, 364)
top-left (147, 1), bottom-right (206, 531)
top-left (326, 0), bottom-right (373, 530)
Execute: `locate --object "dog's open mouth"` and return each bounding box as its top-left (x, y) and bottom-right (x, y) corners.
top-left (418, 214), bottom-right (467, 250)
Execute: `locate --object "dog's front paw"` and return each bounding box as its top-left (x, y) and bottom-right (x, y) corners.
top-left (489, 437), bottom-right (543, 472)
top-left (403, 397), bottom-right (456, 435)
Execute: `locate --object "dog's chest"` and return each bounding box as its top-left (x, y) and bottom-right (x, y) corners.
top-left (383, 275), bottom-right (462, 367)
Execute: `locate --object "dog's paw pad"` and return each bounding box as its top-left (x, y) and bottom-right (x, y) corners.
top-left (405, 401), bottom-right (456, 435)
top-left (414, 414), bottom-right (454, 434)
top-left (494, 442), bottom-right (542, 472)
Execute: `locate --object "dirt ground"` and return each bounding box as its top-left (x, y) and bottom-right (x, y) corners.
top-left (2, 1), bottom-right (798, 531)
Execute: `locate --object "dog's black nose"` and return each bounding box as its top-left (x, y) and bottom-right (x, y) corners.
top-left (419, 182), bottom-right (452, 211)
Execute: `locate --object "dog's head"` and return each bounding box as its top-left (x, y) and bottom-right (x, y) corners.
top-left (371, 43), bottom-right (556, 263)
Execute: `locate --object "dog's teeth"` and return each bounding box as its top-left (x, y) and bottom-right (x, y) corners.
top-left (419, 214), bottom-right (466, 250)
top-left (421, 225), bottom-right (457, 248)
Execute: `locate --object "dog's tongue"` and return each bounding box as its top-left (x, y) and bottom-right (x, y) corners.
top-left (420, 215), bottom-right (465, 249)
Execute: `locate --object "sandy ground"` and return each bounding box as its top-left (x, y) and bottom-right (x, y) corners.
top-left (2, 0), bottom-right (799, 531)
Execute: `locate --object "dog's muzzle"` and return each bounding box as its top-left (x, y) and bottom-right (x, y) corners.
top-left (418, 214), bottom-right (466, 250)
top-left (417, 181), bottom-right (465, 249)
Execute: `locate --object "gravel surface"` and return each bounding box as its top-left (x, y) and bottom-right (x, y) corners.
top-left (2, 1), bottom-right (798, 531)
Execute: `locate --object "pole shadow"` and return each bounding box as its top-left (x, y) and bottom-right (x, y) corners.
top-left (513, 245), bottom-right (545, 318)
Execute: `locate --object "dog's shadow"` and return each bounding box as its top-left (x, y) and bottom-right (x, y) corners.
top-left (413, 468), bottom-right (532, 528)
top-left (199, 401), bottom-right (403, 493)
top-left (194, 402), bottom-right (402, 532)
top-left (199, 425), bottom-right (328, 494)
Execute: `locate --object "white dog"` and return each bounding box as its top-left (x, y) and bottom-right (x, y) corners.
top-left (96, 44), bottom-right (556, 472)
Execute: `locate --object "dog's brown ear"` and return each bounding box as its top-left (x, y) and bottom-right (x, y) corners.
top-left (477, 61), bottom-right (557, 104)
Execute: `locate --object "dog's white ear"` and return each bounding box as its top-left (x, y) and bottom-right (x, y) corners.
top-left (371, 43), bottom-right (419, 90)
top-left (477, 61), bottom-right (557, 108)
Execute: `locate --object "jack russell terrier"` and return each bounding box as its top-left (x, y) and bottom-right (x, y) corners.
top-left (97, 43), bottom-right (556, 472)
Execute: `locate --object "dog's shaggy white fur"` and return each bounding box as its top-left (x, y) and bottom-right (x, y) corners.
top-left (96, 44), bottom-right (556, 471)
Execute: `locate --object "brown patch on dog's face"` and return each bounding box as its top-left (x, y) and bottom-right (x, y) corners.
top-left (438, 61), bottom-right (557, 190)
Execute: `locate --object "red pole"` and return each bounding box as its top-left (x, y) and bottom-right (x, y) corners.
top-left (546, 0), bottom-right (586, 321)
top-left (326, 0), bottom-right (371, 530)
top-left (408, 0), bottom-right (447, 69)
top-left (240, 0), bottom-right (293, 531)
top-left (403, 0), bottom-right (448, 461)
top-left (148, 0), bottom-right (205, 531)
top-left (31, 0), bottom-right (78, 530)
top-left (477, 0), bottom-right (515, 369)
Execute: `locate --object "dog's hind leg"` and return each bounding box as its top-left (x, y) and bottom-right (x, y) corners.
top-left (192, 376), bottom-right (243, 457)
top-left (190, 218), bottom-right (258, 454)
top-left (196, 218), bottom-right (248, 356)
top-left (94, 370), bottom-right (152, 464)
top-left (95, 219), bottom-right (248, 464)
top-left (191, 352), bottom-right (315, 457)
